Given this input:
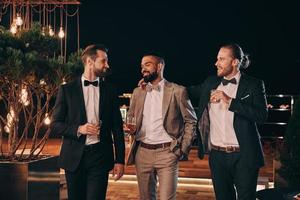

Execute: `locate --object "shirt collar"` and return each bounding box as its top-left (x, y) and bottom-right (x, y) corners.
top-left (223, 71), bottom-right (241, 84)
top-left (81, 75), bottom-right (100, 85)
top-left (148, 79), bottom-right (165, 87)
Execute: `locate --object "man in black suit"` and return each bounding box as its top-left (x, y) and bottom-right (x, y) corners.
top-left (51, 44), bottom-right (125, 200)
top-left (188, 43), bottom-right (268, 200)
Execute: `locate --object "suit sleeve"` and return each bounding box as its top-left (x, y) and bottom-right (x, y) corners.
top-left (111, 87), bottom-right (125, 164)
top-left (51, 85), bottom-right (80, 140)
top-left (179, 87), bottom-right (198, 155)
top-left (229, 80), bottom-right (268, 123)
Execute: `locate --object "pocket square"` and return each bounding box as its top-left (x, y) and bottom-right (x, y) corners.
top-left (241, 94), bottom-right (250, 100)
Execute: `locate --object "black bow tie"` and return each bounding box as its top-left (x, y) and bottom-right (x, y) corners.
top-left (221, 78), bottom-right (237, 86)
top-left (84, 80), bottom-right (99, 87)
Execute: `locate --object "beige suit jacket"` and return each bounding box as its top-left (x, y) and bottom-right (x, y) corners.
top-left (126, 80), bottom-right (197, 165)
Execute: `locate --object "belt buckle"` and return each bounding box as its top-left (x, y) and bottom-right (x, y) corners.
top-left (162, 142), bottom-right (170, 149)
top-left (225, 146), bottom-right (234, 153)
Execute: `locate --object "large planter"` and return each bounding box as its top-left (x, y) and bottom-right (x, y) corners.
top-left (0, 155), bottom-right (60, 200)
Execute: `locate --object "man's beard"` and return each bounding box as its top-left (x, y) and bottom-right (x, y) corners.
top-left (143, 71), bottom-right (158, 83)
top-left (94, 67), bottom-right (112, 77)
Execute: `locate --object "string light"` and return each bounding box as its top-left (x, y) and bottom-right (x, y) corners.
top-left (19, 87), bottom-right (30, 106)
top-left (62, 78), bottom-right (67, 85)
top-left (10, 23), bottom-right (17, 34)
top-left (58, 26), bottom-right (65, 38)
top-left (39, 79), bottom-right (46, 86)
top-left (4, 125), bottom-right (10, 133)
top-left (41, 26), bottom-right (45, 36)
top-left (5, 107), bottom-right (15, 133)
top-left (16, 13), bottom-right (23, 26)
top-left (44, 113), bottom-right (51, 125)
top-left (49, 26), bottom-right (54, 36)
top-left (3, 2), bottom-right (80, 51)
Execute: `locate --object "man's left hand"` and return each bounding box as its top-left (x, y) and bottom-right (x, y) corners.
top-left (210, 90), bottom-right (232, 105)
top-left (112, 163), bottom-right (124, 181)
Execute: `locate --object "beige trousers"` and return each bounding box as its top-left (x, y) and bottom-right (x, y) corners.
top-left (135, 145), bottom-right (178, 200)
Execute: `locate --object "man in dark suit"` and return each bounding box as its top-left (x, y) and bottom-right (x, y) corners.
top-left (188, 43), bottom-right (268, 200)
top-left (51, 44), bottom-right (125, 200)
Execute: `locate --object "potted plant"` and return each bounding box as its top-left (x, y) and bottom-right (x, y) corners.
top-left (0, 23), bottom-right (82, 200)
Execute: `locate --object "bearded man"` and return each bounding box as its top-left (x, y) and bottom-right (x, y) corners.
top-left (51, 44), bottom-right (125, 200)
top-left (125, 52), bottom-right (197, 200)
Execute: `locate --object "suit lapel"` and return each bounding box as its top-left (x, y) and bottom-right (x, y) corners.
top-left (235, 73), bottom-right (247, 99)
top-left (76, 77), bottom-right (87, 123)
top-left (99, 81), bottom-right (105, 120)
top-left (135, 89), bottom-right (147, 131)
top-left (162, 81), bottom-right (173, 120)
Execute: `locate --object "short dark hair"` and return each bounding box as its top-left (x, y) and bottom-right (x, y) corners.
top-left (221, 43), bottom-right (250, 69)
top-left (81, 44), bottom-right (108, 64)
top-left (142, 52), bottom-right (165, 65)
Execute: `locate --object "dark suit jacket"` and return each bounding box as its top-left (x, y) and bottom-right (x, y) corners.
top-left (51, 77), bottom-right (125, 172)
top-left (188, 73), bottom-right (268, 168)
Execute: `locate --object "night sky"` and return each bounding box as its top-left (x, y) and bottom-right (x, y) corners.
top-left (2, 0), bottom-right (300, 95)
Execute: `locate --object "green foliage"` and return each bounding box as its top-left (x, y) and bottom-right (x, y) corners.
top-left (65, 50), bottom-right (84, 76)
top-left (19, 23), bottom-right (59, 57)
top-left (279, 95), bottom-right (300, 188)
top-left (0, 22), bottom-right (81, 84)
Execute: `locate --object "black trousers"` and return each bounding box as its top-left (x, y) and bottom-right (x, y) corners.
top-left (65, 143), bottom-right (110, 200)
top-left (209, 149), bottom-right (259, 200)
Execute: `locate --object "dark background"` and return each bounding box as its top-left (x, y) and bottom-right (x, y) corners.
top-left (2, 0), bottom-right (300, 95)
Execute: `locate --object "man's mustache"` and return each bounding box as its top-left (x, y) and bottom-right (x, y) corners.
top-left (98, 68), bottom-right (112, 77)
top-left (142, 70), bottom-right (150, 75)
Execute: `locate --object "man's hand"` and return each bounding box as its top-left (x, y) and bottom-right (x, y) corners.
top-left (112, 163), bottom-right (124, 181)
top-left (123, 123), bottom-right (136, 135)
top-left (210, 90), bottom-right (232, 106)
top-left (78, 123), bottom-right (100, 135)
top-left (138, 78), bottom-right (147, 89)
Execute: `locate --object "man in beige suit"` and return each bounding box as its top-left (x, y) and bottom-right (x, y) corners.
top-left (125, 53), bottom-right (197, 200)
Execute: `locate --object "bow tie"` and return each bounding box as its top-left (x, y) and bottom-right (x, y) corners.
top-left (221, 78), bottom-right (237, 86)
top-left (84, 80), bottom-right (99, 87)
top-left (145, 84), bottom-right (161, 92)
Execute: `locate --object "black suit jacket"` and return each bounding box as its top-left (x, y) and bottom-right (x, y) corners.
top-left (51, 77), bottom-right (125, 172)
top-left (188, 73), bottom-right (268, 168)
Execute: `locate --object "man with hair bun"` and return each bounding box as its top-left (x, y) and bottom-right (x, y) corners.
top-left (188, 43), bottom-right (268, 200)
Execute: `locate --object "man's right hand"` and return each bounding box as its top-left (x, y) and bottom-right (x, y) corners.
top-left (78, 123), bottom-right (100, 135)
top-left (138, 78), bottom-right (147, 89)
top-left (123, 123), bottom-right (136, 135)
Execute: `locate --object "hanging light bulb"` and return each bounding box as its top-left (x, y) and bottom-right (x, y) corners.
top-left (39, 79), bottom-right (46, 86)
top-left (10, 23), bottom-right (17, 34)
top-left (41, 26), bottom-right (45, 36)
top-left (62, 78), bottom-right (67, 85)
top-left (49, 26), bottom-right (54, 36)
top-left (16, 13), bottom-right (23, 26)
top-left (4, 125), bottom-right (10, 133)
top-left (44, 113), bottom-right (51, 125)
top-left (5, 107), bottom-right (15, 133)
top-left (58, 27), bottom-right (65, 38)
top-left (19, 87), bottom-right (30, 106)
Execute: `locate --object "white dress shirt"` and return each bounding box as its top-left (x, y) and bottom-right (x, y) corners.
top-left (136, 79), bottom-right (172, 144)
top-left (209, 72), bottom-right (241, 147)
top-left (81, 75), bottom-right (100, 145)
